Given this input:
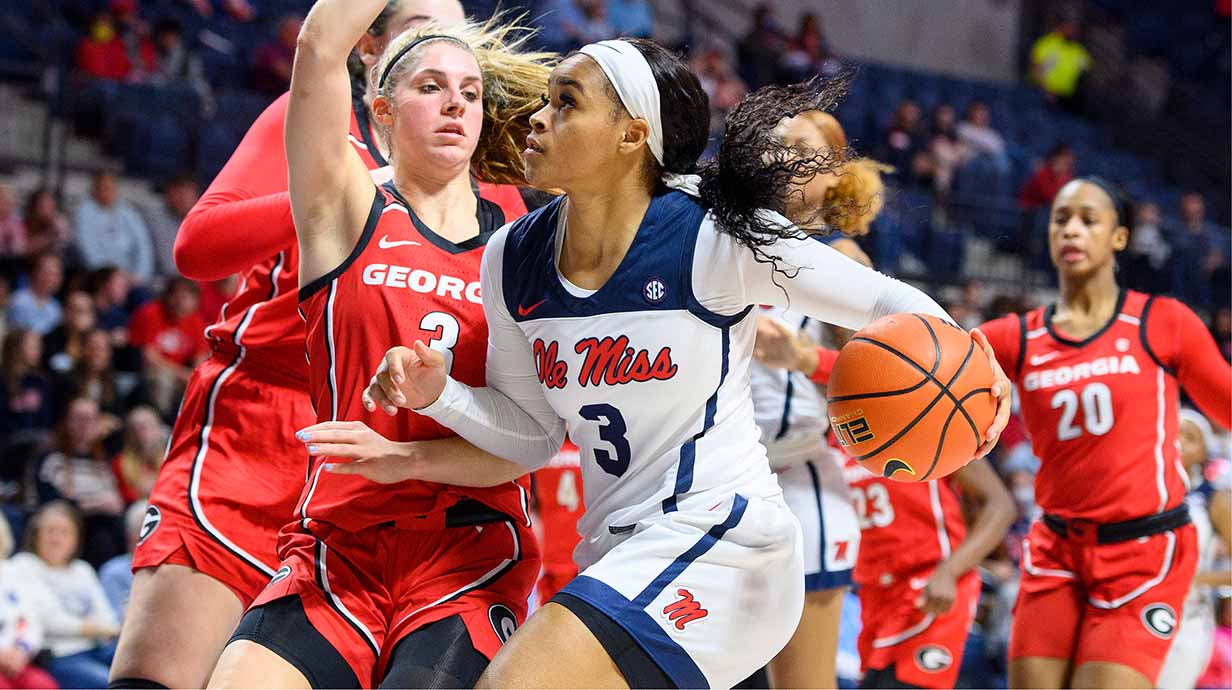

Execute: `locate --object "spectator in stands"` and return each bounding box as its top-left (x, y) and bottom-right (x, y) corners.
top-left (1126, 201), bottom-right (1170, 293)
top-left (110, 406), bottom-right (165, 504)
top-left (73, 171), bottom-right (154, 284)
top-left (142, 175), bottom-right (199, 279)
top-left (86, 268), bottom-right (133, 343)
top-left (1170, 192), bottom-right (1225, 307)
top-left (881, 99), bottom-right (925, 177)
top-left (184, 0), bottom-right (255, 22)
top-left (0, 512), bottom-right (59, 690)
top-left (35, 399), bottom-right (126, 567)
top-left (7, 253), bottom-right (64, 336)
top-left (11, 501), bottom-right (120, 689)
top-left (196, 275), bottom-right (236, 324)
top-left (781, 12), bottom-right (839, 80)
top-left (606, 0), bottom-right (654, 39)
top-left (0, 329), bottom-right (56, 438)
top-left (251, 14), bottom-right (302, 95)
top-left (21, 190), bottom-right (72, 260)
top-left (52, 329), bottom-right (142, 420)
top-left (76, 10), bottom-right (136, 81)
top-left (128, 278), bottom-right (205, 416)
top-left (691, 44), bottom-right (748, 151)
top-left (108, 0), bottom-right (157, 81)
top-left (738, 3), bottom-right (791, 89)
top-left (98, 499), bottom-right (147, 621)
top-left (948, 280), bottom-right (987, 330)
top-left (1029, 17), bottom-right (1091, 111)
top-left (924, 104), bottom-right (965, 193)
top-left (44, 291), bottom-right (96, 374)
top-left (539, 0), bottom-right (612, 52)
top-left (149, 18), bottom-right (214, 116)
top-left (956, 100), bottom-right (1010, 176)
top-left (1017, 141), bottom-right (1075, 210)
top-left (0, 184), bottom-right (26, 259)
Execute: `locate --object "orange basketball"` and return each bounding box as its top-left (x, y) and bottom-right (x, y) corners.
top-left (827, 313), bottom-right (996, 482)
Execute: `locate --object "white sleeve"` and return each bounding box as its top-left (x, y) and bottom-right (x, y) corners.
top-left (692, 212), bottom-right (952, 330)
top-left (416, 228), bottom-right (566, 469)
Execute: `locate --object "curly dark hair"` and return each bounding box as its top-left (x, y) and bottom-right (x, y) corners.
top-left (697, 77), bottom-right (851, 275)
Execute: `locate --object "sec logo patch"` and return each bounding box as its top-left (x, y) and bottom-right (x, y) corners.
top-left (643, 277), bottom-right (667, 304)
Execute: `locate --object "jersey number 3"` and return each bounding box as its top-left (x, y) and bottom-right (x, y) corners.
top-left (420, 312), bottom-right (459, 375)
top-left (579, 403), bottom-right (631, 477)
top-left (1051, 382), bottom-right (1114, 441)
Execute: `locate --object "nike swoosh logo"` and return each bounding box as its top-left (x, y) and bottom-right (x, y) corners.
top-left (378, 235), bottom-right (421, 249)
top-left (517, 299), bottom-right (546, 317)
top-left (1029, 352), bottom-right (1062, 366)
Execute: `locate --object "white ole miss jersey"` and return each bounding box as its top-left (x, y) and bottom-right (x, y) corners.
top-left (421, 190), bottom-right (950, 570)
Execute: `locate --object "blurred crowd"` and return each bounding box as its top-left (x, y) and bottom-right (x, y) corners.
top-left (0, 0), bottom-right (1228, 688)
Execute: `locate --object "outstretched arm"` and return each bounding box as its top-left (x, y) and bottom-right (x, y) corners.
top-left (296, 421), bottom-right (529, 487)
top-left (286, 0), bottom-right (387, 285)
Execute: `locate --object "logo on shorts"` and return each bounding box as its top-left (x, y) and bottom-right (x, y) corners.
top-left (138, 505), bottom-right (161, 545)
top-left (269, 566), bottom-right (292, 585)
top-left (662, 589), bottom-right (708, 631)
top-left (643, 277), bottom-right (667, 304)
top-left (914, 645), bottom-right (953, 673)
top-left (1142, 603), bottom-right (1177, 639)
top-left (489, 604), bottom-right (517, 643)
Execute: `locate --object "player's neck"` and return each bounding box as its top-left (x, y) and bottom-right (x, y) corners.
top-left (1056, 269), bottom-right (1120, 330)
top-left (558, 176), bottom-right (653, 290)
top-left (392, 169), bottom-right (478, 242)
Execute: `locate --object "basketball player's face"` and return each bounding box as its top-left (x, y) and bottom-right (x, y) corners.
top-left (771, 114), bottom-right (838, 228)
top-left (526, 56), bottom-right (638, 193)
top-left (1047, 181), bottom-right (1128, 279)
top-left (381, 44), bottom-right (483, 174)
top-left (1178, 419), bottom-right (1207, 468)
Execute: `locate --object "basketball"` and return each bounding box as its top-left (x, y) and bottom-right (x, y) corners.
top-left (827, 313), bottom-right (996, 482)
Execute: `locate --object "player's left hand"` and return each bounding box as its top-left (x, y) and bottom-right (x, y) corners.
top-left (297, 420), bottom-right (419, 484)
top-left (970, 327), bottom-right (1011, 458)
top-left (914, 567), bottom-right (958, 614)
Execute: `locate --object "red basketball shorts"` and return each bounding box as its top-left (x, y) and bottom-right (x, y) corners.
top-left (133, 350), bottom-right (316, 606)
top-left (857, 568), bottom-right (980, 689)
top-left (1009, 519), bottom-right (1197, 682)
top-left (252, 517), bottom-right (540, 684)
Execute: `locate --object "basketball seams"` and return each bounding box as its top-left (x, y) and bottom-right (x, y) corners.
top-left (920, 386), bottom-right (992, 480)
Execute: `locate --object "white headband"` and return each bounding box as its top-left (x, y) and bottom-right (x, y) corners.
top-left (578, 40), bottom-right (665, 166)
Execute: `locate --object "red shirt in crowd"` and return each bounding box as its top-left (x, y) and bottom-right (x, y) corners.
top-left (129, 301), bottom-right (207, 366)
top-left (1018, 165), bottom-right (1074, 210)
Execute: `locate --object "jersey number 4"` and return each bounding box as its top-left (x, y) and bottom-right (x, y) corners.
top-left (1051, 382), bottom-right (1114, 441)
top-left (579, 403), bottom-right (631, 477)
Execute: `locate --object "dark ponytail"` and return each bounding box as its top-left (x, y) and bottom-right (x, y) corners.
top-left (624, 40), bottom-right (849, 276)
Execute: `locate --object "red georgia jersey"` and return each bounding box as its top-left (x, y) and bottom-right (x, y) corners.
top-left (533, 441), bottom-right (584, 567)
top-left (296, 183), bottom-right (530, 531)
top-left (846, 455), bottom-right (967, 586)
top-left (981, 290), bottom-right (1232, 523)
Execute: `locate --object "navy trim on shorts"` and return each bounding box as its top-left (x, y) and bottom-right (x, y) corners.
top-left (636, 495), bottom-right (749, 607)
top-left (556, 576), bottom-right (706, 689)
top-left (803, 460), bottom-right (852, 592)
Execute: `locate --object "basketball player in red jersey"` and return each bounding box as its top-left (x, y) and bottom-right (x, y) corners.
top-left (532, 441), bottom-right (584, 602)
top-left (980, 177), bottom-right (1232, 689)
top-left (847, 455), bottom-right (1013, 689)
top-left (109, 3), bottom-right (538, 688)
top-left (205, 4), bottom-right (552, 687)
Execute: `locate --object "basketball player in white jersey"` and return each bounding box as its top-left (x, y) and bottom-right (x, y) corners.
top-left (1158, 409), bottom-right (1231, 688)
top-left (361, 41), bottom-right (1011, 688)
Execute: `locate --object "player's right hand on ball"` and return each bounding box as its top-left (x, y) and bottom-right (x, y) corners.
top-left (362, 342), bottom-right (447, 415)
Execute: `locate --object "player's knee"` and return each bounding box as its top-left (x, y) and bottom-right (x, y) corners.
top-left (108, 678), bottom-right (170, 689)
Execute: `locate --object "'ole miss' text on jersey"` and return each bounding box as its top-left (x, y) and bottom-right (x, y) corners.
top-left (297, 183), bottom-right (530, 532)
top-left (981, 290), bottom-right (1232, 523)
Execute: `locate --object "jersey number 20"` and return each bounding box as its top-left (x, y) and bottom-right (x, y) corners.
top-left (579, 403), bottom-right (631, 477)
top-left (1051, 382), bottom-right (1114, 441)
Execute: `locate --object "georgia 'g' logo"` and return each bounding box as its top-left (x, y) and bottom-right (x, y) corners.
top-left (1142, 603), bottom-right (1177, 639)
top-left (914, 645), bottom-right (953, 672)
top-left (138, 505), bottom-right (161, 545)
top-left (489, 604), bottom-right (517, 643)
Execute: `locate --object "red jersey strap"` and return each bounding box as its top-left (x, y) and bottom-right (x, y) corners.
top-left (298, 188), bottom-right (385, 302)
top-left (1138, 295), bottom-right (1174, 376)
top-left (350, 95), bottom-right (389, 168)
top-left (1141, 294), bottom-right (1232, 429)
